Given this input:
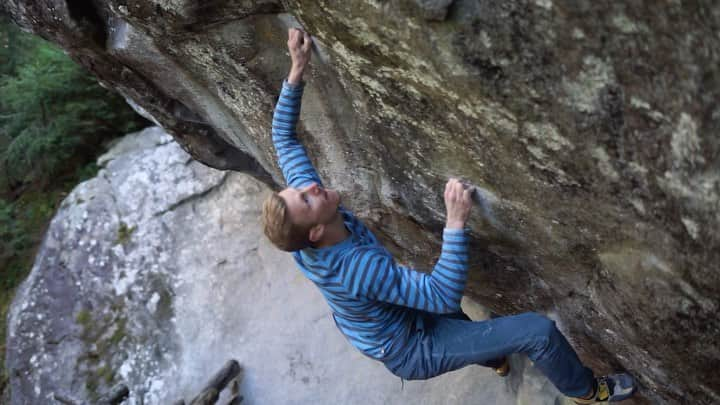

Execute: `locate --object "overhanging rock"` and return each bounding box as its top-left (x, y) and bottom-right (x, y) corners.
top-left (3, 1), bottom-right (719, 403)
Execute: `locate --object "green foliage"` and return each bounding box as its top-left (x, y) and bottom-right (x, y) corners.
top-left (0, 16), bottom-right (147, 397)
top-left (115, 221), bottom-right (136, 245)
top-left (76, 161), bottom-right (100, 182)
top-left (98, 364), bottom-right (114, 384)
top-left (0, 199), bottom-right (30, 256)
top-left (0, 16), bottom-right (36, 77)
top-left (75, 309), bottom-right (126, 399)
top-left (108, 318), bottom-right (127, 346)
top-left (76, 309), bottom-right (92, 328)
top-left (0, 32), bottom-right (143, 184)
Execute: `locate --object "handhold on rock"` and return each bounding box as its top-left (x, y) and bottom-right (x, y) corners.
top-left (414, 0), bottom-right (455, 21)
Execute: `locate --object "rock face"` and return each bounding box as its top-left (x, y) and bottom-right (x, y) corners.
top-left (6, 127), bottom-right (222, 403)
top-left (2, 1), bottom-right (719, 403)
top-left (7, 127), bottom-right (570, 404)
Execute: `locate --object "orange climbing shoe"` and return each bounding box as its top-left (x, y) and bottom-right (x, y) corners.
top-left (494, 357), bottom-right (510, 377)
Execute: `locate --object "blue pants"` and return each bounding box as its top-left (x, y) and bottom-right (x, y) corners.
top-left (383, 311), bottom-right (594, 397)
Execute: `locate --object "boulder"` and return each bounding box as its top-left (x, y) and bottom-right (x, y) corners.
top-left (3, 1), bottom-right (719, 403)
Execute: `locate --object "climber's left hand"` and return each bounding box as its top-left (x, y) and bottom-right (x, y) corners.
top-left (287, 28), bottom-right (312, 85)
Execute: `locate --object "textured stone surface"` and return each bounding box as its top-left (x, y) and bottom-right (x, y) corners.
top-left (6, 127), bottom-right (222, 403)
top-left (3, 1), bottom-right (719, 403)
top-left (7, 127), bottom-right (570, 404)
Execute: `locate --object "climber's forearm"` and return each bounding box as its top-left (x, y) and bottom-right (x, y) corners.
top-left (287, 65), bottom-right (305, 86)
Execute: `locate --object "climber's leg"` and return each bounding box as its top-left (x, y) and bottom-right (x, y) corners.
top-left (440, 310), bottom-right (509, 373)
top-left (385, 312), bottom-right (594, 398)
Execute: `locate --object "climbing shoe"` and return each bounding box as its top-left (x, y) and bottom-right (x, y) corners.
top-left (572, 373), bottom-right (636, 403)
top-left (494, 357), bottom-right (510, 377)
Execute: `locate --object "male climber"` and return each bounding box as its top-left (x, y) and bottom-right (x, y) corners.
top-left (261, 28), bottom-right (636, 404)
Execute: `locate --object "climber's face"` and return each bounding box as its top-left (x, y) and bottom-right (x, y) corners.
top-left (279, 182), bottom-right (341, 231)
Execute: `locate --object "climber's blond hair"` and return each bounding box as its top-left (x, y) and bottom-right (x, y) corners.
top-left (262, 192), bottom-right (312, 251)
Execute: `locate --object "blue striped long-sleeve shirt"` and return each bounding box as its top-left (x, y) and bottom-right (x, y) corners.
top-left (272, 79), bottom-right (469, 361)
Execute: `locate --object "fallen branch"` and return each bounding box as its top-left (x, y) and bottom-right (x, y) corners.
top-left (189, 360), bottom-right (242, 405)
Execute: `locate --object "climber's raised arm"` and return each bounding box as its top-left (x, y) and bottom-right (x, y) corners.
top-left (271, 28), bottom-right (322, 188)
top-left (340, 179), bottom-right (474, 313)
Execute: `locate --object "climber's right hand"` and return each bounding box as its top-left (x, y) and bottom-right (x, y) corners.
top-left (444, 178), bottom-right (473, 230)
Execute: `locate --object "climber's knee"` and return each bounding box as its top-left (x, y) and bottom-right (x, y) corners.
top-left (518, 312), bottom-right (559, 351)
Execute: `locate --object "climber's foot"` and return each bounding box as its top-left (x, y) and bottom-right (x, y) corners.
top-left (494, 357), bottom-right (510, 377)
top-left (572, 373), bottom-right (636, 403)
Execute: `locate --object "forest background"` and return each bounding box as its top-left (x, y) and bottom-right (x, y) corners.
top-left (0, 15), bottom-right (146, 396)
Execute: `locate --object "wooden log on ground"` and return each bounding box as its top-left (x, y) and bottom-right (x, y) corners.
top-left (189, 360), bottom-right (241, 405)
top-left (225, 377), bottom-right (243, 404)
top-left (190, 389), bottom-right (219, 405)
top-left (224, 394), bottom-right (243, 405)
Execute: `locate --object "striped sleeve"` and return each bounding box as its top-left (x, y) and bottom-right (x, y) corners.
top-left (342, 229), bottom-right (469, 313)
top-left (271, 80), bottom-right (323, 188)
